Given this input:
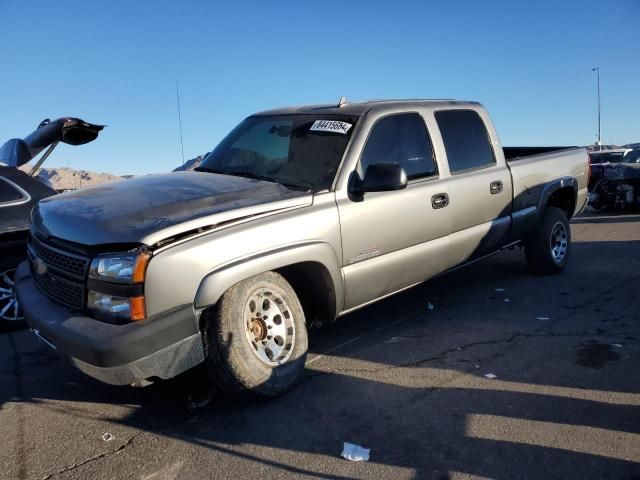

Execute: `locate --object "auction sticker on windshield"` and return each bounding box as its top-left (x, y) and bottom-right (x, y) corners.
top-left (310, 120), bottom-right (352, 135)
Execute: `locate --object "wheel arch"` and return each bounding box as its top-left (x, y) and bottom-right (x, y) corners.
top-left (194, 242), bottom-right (343, 327)
top-left (537, 177), bottom-right (578, 221)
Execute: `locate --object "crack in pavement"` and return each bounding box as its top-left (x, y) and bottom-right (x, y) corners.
top-left (37, 407), bottom-right (203, 480)
top-left (39, 430), bottom-right (145, 480)
top-left (305, 330), bottom-right (635, 377)
top-left (303, 274), bottom-right (638, 380)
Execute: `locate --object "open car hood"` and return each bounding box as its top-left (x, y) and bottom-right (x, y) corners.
top-left (0, 117), bottom-right (104, 168)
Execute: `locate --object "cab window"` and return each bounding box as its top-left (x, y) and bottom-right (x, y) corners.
top-left (435, 109), bottom-right (496, 173)
top-left (360, 113), bottom-right (437, 180)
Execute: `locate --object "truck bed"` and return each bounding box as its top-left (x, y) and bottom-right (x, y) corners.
top-left (505, 146), bottom-right (590, 241)
top-left (503, 146), bottom-right (578, 161)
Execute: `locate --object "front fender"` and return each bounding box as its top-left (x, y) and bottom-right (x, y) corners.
top-left (193, 241), bottom-right (344, 316)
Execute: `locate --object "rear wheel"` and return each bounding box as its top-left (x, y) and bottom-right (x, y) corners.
top-left (202, 271), bottom-right (307, 398)
top-left (525, 207), bottom-right (571, 275)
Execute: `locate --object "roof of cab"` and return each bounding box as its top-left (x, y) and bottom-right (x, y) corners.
top-left (253, 99), bottom-right (481, 117)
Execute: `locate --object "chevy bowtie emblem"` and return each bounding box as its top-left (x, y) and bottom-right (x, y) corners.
top-left (35, 257), bottom-right (48, 275)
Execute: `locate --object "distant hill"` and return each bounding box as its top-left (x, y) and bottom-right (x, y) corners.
top-left (14, 153), bottom-right (209, 191)
top-left (18, 165), bottom-right (123, 191)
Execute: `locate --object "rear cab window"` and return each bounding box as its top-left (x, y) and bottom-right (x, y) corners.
top-left (359, 113), bottom-right (438, 181)
top-left (435, 109), bottom-right (496, 174)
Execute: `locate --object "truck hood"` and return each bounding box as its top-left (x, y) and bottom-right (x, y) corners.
top-left (33, 171), bottom-right (312, 246)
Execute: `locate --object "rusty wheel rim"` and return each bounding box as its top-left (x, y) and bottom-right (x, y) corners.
top-left (243, 288), bottom-right (295, 366)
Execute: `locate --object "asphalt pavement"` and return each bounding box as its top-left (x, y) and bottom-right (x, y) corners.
top-left (1, 212), bottom-right (639, 480)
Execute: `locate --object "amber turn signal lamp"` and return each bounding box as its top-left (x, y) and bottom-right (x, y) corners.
top-left (129, 296), bottom-right (146, 321)
top-left (132, 252), bottom-right (151, 283)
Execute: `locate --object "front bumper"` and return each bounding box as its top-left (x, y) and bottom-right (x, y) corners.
top-left (14, 261), bottom-right (205, 385)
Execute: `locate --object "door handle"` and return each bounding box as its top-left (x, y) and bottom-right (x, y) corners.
top-left (490, 180), bottom-right (503, 194)
top-left (431, 193), bottom-right (449, 209)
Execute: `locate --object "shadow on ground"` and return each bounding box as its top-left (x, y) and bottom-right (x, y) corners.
top-left (1, 216), bottom-right (639, 479)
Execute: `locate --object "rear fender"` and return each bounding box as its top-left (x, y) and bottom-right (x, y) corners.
top-left (536, 177), bottom-right (578, 222)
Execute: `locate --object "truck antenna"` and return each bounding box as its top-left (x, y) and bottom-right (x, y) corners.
top-left (338, 96), bottom-right (348, 107)
top-left (176, 81), bottom-right (185, 168)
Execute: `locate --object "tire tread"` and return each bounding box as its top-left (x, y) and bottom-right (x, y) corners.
top-left (525, 207), bottom-right (571, 275)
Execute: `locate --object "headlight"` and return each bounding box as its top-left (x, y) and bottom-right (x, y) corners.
top-left (88, 291), bottom-right (146, 322)
top-left (87, 250), bottom-right (151, 322)
top-left (89, 251), bottom-right (151, 284)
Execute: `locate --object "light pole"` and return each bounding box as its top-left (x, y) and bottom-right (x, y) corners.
top-left (591, 67), bottom-right (601, 150)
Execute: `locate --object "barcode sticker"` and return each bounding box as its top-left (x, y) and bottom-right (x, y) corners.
top-left (310, 120), bottom-right (352, 135)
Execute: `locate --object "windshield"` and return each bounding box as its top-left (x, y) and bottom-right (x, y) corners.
top-left (198, 114), bottom-right (358, 191)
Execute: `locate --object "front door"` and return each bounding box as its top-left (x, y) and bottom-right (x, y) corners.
top-left (337, 112), bottom-right (452, 311)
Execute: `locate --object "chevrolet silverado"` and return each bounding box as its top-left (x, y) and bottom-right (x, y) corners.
top-left (15, 99), bottom-right (589, 397)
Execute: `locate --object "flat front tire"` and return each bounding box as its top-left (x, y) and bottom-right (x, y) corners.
top-left (202, 271), bottom-right (307, 398)
top-left (525, 207), bottom-right (571, 275)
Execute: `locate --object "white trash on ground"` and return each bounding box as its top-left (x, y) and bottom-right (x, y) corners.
top-left (611, 343), bottom-right (623, 348)
top-left (503, 298), bottom-right (511, 303)
top-left (484, 373), bottom-right (498, 379)
top-left (427, 302), bottom-right (435, 311)
top-left (101, 432), bottom-right (115, 442)
top-left (494, 288), bottom-right (506, 292)
top-left (535, 316), bottom-right (550, 321)
top-left (341, 442), bottom-right (370, 462)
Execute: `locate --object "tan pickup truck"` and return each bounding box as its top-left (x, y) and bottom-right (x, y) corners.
top-left (16, 99), bottom-right (589, 397)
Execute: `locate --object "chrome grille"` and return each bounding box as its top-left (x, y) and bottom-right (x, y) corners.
top-left (28, 235), bottom-right (89, 310)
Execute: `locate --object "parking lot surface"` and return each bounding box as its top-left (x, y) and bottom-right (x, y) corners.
top-left (1, 212), bottom-right (639, 480)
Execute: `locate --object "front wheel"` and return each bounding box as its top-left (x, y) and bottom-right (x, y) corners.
top-left (202, 271), bottom-right (308, 398)
top-left (525, 207), bottom-right (571, 275)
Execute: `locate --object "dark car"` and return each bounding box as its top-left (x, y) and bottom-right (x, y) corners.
top-left (588, 149), bottom-right (631, 189)
top-left (588, 149), bottom-right (640, 211)
top-left (0, 117), bottom-right (103, 328)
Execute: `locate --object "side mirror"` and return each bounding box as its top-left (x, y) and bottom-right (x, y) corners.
top-left (352, 163), bottom-right (408, 194)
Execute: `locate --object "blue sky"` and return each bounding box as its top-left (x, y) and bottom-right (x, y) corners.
top-left (1, 0), bottom-right (638, 175)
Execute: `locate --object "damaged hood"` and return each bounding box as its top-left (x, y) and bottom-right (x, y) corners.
top-left (33, 171), bottom-right (312, 246)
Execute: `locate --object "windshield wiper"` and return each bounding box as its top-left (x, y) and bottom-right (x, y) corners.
top-left (231, 171), bottom-right (313, 192)
top-left (222, 170), bottom-right (278, 183)
top-left (195, 166), bottom-right (271, 181)
top-left (194, 166), bottom-right (224, 174)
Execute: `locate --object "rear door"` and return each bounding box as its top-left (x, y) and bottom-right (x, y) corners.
top-left (337, 112), bottom-right (451, 311)
top-left (434, 109), bottom-right (512, 263)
